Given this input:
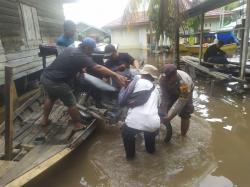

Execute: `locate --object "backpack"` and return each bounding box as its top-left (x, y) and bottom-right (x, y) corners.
top-left (118, 77), bottom-right (155, 108)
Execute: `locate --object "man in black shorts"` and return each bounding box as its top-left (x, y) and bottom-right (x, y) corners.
top-left (41, 38), bottom-right (126, 131)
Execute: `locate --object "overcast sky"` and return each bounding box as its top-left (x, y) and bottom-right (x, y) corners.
top-left (63, 0), bottom-right (130, 28)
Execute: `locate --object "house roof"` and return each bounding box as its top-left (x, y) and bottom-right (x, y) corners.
top-left (185, 0), bottom-right (238, 18)
top-left (104, 8), bottom-right (233, 29)
top-left (103, 12), bottom-right (149, 29)
top-left (205, 9), bottom-right (233, 19)
top-left (77, 22), bottom-right (110, 35)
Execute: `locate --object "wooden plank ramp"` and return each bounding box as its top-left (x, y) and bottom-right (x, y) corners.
top-left (181, 56), bottom-right (244, 82)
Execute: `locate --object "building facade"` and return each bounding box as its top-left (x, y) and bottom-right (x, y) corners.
top-left (104, 9), bottom-right (234, 50)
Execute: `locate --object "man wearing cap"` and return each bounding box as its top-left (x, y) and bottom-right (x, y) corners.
top-left (159, 64), bottom-right (194, 137)
top-left (40, 37), bottom-right (126, 132)
top-left (104, 44), bottom-right (140, 78)
top-left (121, 65), bottom-right (160, 160)
top-left (56, 20), bottom-right (76, 55)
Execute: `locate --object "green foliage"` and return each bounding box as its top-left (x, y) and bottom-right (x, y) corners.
top-left (186, 16), bottom-right (200, 33)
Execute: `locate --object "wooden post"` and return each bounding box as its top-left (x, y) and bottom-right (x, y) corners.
top-left (174, 26), bottom-right (180, 68)
top-left (240, 0), bottom-right (250, 80)
top-left (239, 19), bottom-right (245, 67)
top-left (4, 66), bottom-right (14, 160)
top-left (199, 12), bottom-right (205, 64)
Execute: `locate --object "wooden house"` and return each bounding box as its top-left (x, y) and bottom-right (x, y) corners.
top-left (0, 0), bottom-right (69, 100)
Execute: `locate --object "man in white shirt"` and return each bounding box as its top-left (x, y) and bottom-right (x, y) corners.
top-left (121, 65), bottom-right (160, 160)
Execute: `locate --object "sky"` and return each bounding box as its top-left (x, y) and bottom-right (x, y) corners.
top-left (63, 0), bottom-right (130, 28)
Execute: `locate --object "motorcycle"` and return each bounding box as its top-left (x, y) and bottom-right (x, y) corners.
top-left (38, 43), bottom-right (173, 143)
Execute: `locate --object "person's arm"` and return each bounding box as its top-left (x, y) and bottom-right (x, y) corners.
top-left (132, 60), bottom-right (140, 69)
top-left (218, 48), bottom-right (226, 56)
top-left (126, 53), bottom-right (139, 69)
top-left (163, 83), bottom-right (190, 122)
top-left (92, 65), bottom-right (127, 87)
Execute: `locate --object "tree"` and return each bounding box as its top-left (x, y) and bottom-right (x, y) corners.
top-left (124, 0), bottom-right (191, 65)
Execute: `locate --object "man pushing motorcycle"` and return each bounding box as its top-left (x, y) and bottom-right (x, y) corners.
top-left (40, 38), bottom-right (126, 132)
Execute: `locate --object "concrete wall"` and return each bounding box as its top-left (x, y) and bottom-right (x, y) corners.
top-left (110, 25), bottom-right (148, 50)
top-left (204, 18), bottom-right (221, 31)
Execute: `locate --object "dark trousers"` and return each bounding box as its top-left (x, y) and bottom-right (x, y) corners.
top-left (122, 125), bottom-right (157, 159)
top-left (208, 56), bottom-right (229, 64)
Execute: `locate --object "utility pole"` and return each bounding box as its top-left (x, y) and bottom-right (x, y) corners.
top-left (240, 0), bottom-right (250, 79)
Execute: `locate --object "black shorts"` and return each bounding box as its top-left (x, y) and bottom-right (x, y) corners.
top-left (40, 74), bottom-right (76, 107)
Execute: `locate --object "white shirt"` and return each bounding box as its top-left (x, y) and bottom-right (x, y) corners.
top-left (125, 78), bottom-right (160, 132)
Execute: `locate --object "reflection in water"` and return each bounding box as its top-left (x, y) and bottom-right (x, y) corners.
top-left (199, 174), bottom-right (234, 187)
top-left (26, 51), bottom-right (250, 187)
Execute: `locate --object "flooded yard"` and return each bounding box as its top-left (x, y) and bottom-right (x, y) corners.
top-left (25, 51), bottom-right (250, 187)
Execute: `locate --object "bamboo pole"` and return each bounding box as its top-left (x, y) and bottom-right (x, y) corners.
top-left (4, 66), bottom-right (14, 160)
top-left (240, 0), bottom-right (250, 80)
top-left (199, 13), bottom-right (205, 64)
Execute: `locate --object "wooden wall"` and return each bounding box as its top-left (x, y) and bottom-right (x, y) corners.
top-left (0, 0), bottom-right (65, 86)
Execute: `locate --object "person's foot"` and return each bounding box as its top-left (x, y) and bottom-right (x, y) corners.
top-left (40, 118), bottom-right (50, 127)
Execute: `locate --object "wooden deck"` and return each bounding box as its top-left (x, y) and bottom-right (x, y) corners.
top-left (181, 56), bottom-right (245, 82)
top-left (0, 91), bottom-right (97, 186)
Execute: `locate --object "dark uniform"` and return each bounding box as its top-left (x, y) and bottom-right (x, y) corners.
top-left (41, 47), bottom-right (97, 107)
top-left (203, 44), bottom-right (228, 64)
top-left (160, 70), bottom-right (194, 119)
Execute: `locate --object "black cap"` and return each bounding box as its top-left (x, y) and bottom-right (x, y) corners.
top-left (104, 44), bottom-right (116, 57)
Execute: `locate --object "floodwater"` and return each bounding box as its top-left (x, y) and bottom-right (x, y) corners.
top-left (25, 51), bottom-right (250, 187)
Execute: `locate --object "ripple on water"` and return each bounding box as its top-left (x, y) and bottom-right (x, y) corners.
top-left (87, 115), bottom-right (214, 186)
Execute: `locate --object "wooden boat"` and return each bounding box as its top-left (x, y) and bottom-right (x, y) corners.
top-left (0, 88), bottom-right (100, 186)
top-left (179, 44), bottom-right (189, 52)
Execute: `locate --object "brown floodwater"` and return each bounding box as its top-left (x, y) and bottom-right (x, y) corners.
top-left (25, 50), bottom-right (250, 187)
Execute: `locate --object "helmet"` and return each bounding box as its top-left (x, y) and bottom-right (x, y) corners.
top-left (81, 37), bottom-right (96, 49)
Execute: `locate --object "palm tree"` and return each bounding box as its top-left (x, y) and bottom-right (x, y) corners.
top-left (123, 0), bottom-right (201, 65)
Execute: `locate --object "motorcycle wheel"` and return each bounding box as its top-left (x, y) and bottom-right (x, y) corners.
top-left (164, 122), bottom-right (172, 143)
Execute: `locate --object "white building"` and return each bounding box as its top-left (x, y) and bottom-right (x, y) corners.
top-left (104, 10), bottom-right (234, 50)
top-left (103, 12), bottom-right (149, 50)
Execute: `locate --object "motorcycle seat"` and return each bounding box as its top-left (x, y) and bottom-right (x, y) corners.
top-left (79, 73), bottom-right (117, 92)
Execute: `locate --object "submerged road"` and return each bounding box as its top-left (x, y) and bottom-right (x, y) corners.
top-left (26, 51), bottom-right (250, 187)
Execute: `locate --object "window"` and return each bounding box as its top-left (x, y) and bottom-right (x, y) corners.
top-left (20, 3), bottom-right (41, 41)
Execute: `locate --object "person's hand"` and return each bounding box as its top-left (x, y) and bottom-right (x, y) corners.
top-left (114, 73), bottom-right (127, 88)
top-left (117, 64), bottom-right (126, 71)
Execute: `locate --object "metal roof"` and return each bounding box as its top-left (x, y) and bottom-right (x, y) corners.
top-left (186, 0), bottom-right (238, 17)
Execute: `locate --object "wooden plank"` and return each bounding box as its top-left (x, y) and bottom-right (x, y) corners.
top-left (0, 145), bottom-right (68, 186)
top-left (0, 15), bottom-right (20, 24)
top-left (69, 119), bottom-right (97, 148)
top-left (0, 161), bottom-right (16, 177)
top-left (38, 16), bottom-right (63, 25)
top-left (6, 49), bottom-right (39, 61)
top-left (0, 6), bottom-right (19, 17)
top-left (0, 91), bottom-right (41, 134)
top-left (4, 148), bottom-right (71, 187)
top-left (181, 56), bottom-right (244, 82)
top-left (4, 66), bottom-right (14, 160)
top-left (0, 0), bottom-right (18, 10)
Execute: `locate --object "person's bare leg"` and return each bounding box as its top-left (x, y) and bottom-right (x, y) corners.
top-left (181, 118), bottom-right (190, 136)
top-left (68, 105), bottom-right (86, 131)
top-left (41, 98), bottom-right (55, 126)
